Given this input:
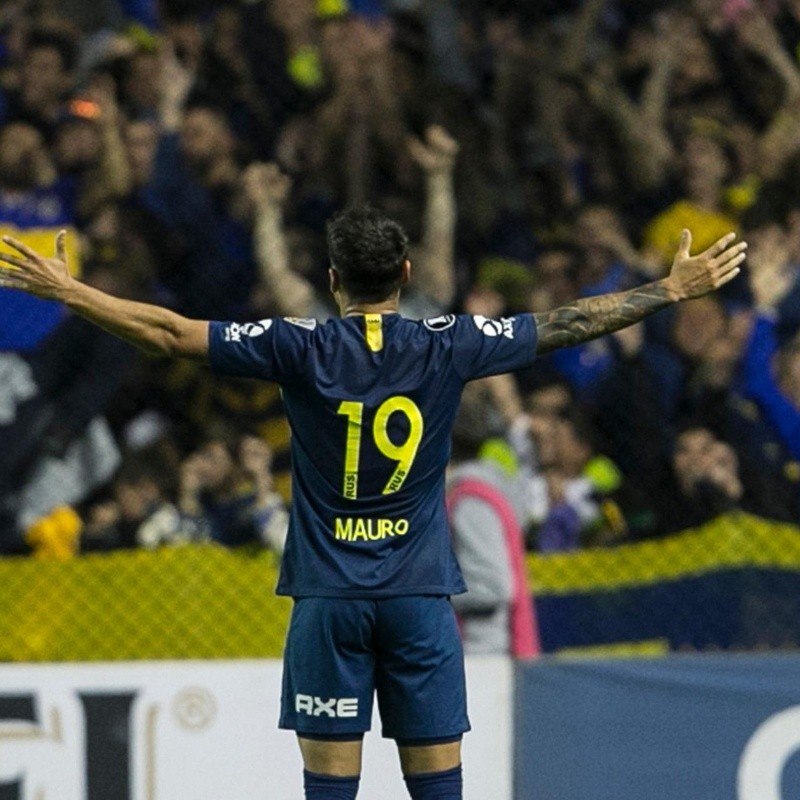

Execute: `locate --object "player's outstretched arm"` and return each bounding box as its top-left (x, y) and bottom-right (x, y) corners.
top-left (533, 229), bottom-right (747, 355)
top-left (0, 232), bottom-right (209, 360)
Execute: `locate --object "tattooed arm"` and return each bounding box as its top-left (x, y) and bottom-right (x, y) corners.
top-left (534, 281), bottom-right (674, 354)
top-left (534, 230), bottom-right (747, 355)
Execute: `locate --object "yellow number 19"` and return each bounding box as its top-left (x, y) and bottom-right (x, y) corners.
top-left (337, 396), bottom-right (424, 499)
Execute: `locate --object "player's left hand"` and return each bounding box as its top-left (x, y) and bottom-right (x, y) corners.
top-left (0, 231), bottom-right (73, 300)
top-left (665, 229), bottom-right (747, 301)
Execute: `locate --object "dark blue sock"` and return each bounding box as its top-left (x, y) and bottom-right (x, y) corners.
top-left (403, 764), bottom-right (463, 800)
top-left (303, 769), bottom-right (360, 799)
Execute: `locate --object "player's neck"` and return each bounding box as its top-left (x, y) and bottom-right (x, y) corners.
top-left (340, 295), bottom-right (400, 318)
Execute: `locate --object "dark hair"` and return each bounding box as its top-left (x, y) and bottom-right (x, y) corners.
top-left (451, 391), bottom-right (501, 462)
top-left (114, 454), bottom-right (168, 491)
top-left (674, 418), bottom-right (714, 441)
top-left (740, 194), bottom-right (786, 233)
top-left (198, 420), bottom-right (241, 459)
top-left (326, 205), bottom-right (409, 303)
top-left (561, 409), bottom-right (599, 452)
top-left (27, 28), bottom-right (79, 73)
top-left (182, 96), bottom-right (231, 127)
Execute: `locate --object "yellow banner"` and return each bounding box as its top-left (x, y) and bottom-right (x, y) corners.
top-left (2, 513), bottom-right (798, 662)
top-left (0, 224), bottom-right (82, 276)
top-left (527, 513), bottom-right (800, 595)
top-left (0, 545), bottom-right (290, 662)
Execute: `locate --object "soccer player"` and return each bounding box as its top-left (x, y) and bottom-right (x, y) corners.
top-left (0, 208), bottom-right (745, 800)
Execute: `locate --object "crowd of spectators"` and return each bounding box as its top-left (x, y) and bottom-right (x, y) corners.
top-left (0, 0), bottom-right (799, 559)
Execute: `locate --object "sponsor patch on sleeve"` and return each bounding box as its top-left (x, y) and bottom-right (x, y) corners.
top-left (223, 319), bottom-right (273, 342)
top-left (423, 314), bottom-right (456, 332)
top-left (283, 317), bottom-right (318, 331)
top-left (472, 315), bottom-right (516, 339)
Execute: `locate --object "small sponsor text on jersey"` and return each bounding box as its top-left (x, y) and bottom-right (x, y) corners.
top-left (284, 317), bottom-right (318, 331)
top-left (223, 319), bottom-right (273, 342)
top-left (472, 315), bottom-right (515, 339)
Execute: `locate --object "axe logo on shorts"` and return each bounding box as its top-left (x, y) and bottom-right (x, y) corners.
top-left (295, 694), bottom-right (359, 718)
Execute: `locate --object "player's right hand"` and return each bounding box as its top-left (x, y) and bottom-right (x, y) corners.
top-left (0, 230), bottom-right (74, 300)
top-left (664, 229), bottom-right (747, 301)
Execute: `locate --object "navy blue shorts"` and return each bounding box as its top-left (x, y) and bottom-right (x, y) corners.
top-left (279, 595), bottom-right (470, 741)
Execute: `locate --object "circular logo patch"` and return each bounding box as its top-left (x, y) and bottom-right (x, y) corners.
top-left (423, 315), bottom-right (456, 332)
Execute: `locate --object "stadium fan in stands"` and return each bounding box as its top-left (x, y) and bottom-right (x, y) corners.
top-left (81, 452), bottom-right (194, 552)
top-left (743, 207), bottom-right (800, 465)
top-left (0, 25), bottom-right (78, 140)
top-left (0, 202), bottom-right (745, 800)
top-left (136, 99), bottom-right (257, 319)
top-left (447, 384), bottom-right (539, 657)
top-left (658, 425), bottom-right (747, 533)
top-left (240, 125), bottom-right (459, 321)
top-left (0, 90), bottom-right (130, 352)
top-left (178, 429), bottom-right (288, 553)
top-left (545, 207), bottom-right (655, 403)
top-left (0, 313), bottom-right (133, 553)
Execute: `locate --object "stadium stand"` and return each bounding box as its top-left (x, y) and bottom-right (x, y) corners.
top-left (0, 0), bottom-right (798, 658)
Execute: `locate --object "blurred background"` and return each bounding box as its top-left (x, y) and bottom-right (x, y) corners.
top-left (0, 0), bottom-right (799, 798)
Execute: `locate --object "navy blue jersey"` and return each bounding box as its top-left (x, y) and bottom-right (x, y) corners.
top-left (208, 312), bottom-right (537, 598)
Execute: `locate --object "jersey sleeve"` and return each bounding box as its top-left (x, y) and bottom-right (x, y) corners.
top-left (450, 313), bottom-right (537, 381)
top-left (208, 317), bottom-right (314, 382)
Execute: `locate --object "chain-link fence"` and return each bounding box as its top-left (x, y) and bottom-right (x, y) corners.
top-left (0, 544), bottom-right (290, 662)
top-left (1, 0), bottom-right (800, 669)
top-left (1, 512), bottom-right (798, 663)
top-left (529, 512), bottom-right (800, 654)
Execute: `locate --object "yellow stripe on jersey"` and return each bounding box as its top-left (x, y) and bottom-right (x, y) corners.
top-left (365, 314), bottom-right (383, 352)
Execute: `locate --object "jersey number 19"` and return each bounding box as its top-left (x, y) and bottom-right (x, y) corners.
top-left (337, 396), bottom-right (423, 499)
